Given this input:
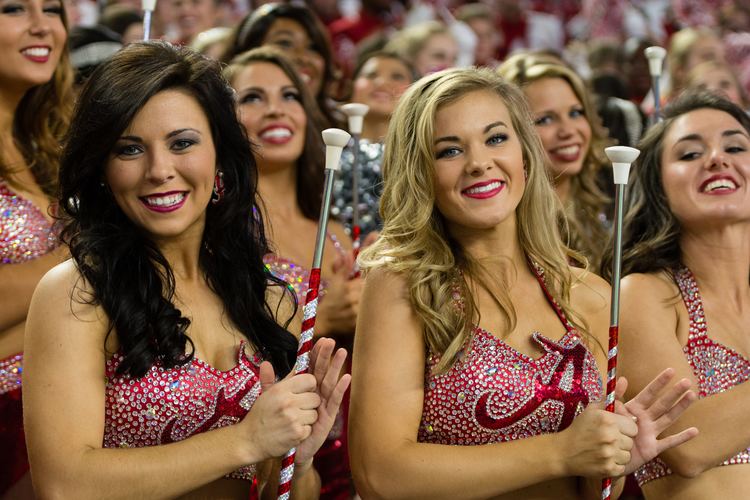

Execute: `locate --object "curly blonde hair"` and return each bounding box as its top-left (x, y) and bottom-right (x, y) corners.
top-left (359, 67), bottom-right (591, 373)
top-left (1, 4), bottom-right (74, 197)
top-left (497, 53), bottom-right (612, 268)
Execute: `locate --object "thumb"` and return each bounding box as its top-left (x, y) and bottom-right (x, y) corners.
top-left (615, 376), bottom-right (628, 401)
top-left (259, 361), bottom-right (276, 392)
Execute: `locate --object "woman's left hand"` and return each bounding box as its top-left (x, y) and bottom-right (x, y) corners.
top-left (614, 368), bottom-right (699, 475)
top-left (294, 338), bottom-right (351, 466)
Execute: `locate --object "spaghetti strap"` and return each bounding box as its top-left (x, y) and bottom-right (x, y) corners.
top-left (528, 260), bottom-right (575, 333)
top-left (672, 266), bottom-right (708, 340)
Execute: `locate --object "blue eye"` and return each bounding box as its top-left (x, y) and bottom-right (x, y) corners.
top-left (283, 90), bottom-right (301, 102)
top-left (115, 144), bottom-right (142, 157)
top-left (436, 146), bottom-right (461, 159)
top-left (487, 134), bottom-right (508, 146)
top-left (570, 107), bottom-right (585, 118)
top-left (726, 145), bottom-right (746, 153)
top-left (534, 115), bottom-right (553, 126)
top-left (172, 139), bottom-right (196, 151)
top-left (679, 151), bottom-right (701, 161)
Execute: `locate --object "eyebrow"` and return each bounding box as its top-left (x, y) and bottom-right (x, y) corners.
top-left (675, 129), bottom-right (749, 144)
top-left (434, 121), bottom-right (507, 145)
top-left (117, 128), bottom-right (201, 142)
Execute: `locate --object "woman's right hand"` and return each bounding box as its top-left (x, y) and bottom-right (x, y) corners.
top-left (240, 363), bottom-right (321, 461)
top-left (559, 404), bottom-right (638, 478)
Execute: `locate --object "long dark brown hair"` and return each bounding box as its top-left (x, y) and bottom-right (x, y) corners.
top-left (600, 91), bottom-right (750, 281)
top-left (59, 41), bottom-right (298, 377)
top-left (224, 47), bottom-right (327, 221)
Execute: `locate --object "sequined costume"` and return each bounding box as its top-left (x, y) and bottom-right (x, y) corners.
top-left (635, 266), bottom-right (750, 486)
top-left (331, 139), bottom-right (385, 237)
top-left (419, 264), bottom-right (603, 445)
top-left (0, 180), bottom-right (58, 493)
top-left (103, 342), bottom-right (261, 481)
top-left (263, 234), bottom-right (352, 499)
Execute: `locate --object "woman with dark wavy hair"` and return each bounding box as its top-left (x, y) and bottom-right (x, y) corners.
top-left (224, 47), bottom-right (361, 498)
top-left (606, 91), bottom-right (750, 499)
top-left (498, 52), bottom-right (612, 269)
top-left (222, 2), bottom-right (342, 127)
top-left (22, 41), bottom-right (349, 499)
top-left (0, 0), bottom-right (73, 495)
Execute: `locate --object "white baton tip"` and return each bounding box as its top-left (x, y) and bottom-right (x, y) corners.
top-left (142, 0), bottom-right (157, 10)
top-left (322, 128), bottom-right (351, 171)
top-left (341, 103), bottom-right (369, 135)
top-left (644, 46), bottom-right (666, 76)
top-left (606, 146), bottom-right (640, 185)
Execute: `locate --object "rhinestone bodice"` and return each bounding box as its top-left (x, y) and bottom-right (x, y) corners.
top-left (635, 267), bottom-right (750, 486)
top-left (418, 267), bottom-right (603, 445)
top-left (0, 180), bottom-right (57, 264)
top-left (103, 342), bottom-right (262, 481)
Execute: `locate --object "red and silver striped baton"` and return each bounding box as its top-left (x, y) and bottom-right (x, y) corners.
top-left (601, 146), bottom-right (640, 500)
top-left (276, 128), bottom-right (351, 500)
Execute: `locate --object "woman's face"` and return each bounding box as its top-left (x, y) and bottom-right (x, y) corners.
top-left (0, 0), bottom-right (66, 93)
top-left (170, 0), bottom-right (218, 43)
top-left (690, 68), bottom-right (745, 108)
top-left (351, 56), bottom-right (412, 118)
top-left (685, 36), bottom-right (725, 72)
top-left (232, 61), bottom-right (306, 170)
top-left (661, 108), bottom-right (750, 228)
top-left (105, 89), bottom-right (217, 242)
top-left (524, 77), bottom-right (592, 182)
top-left (414, 32), bottom-right (458, 77)
top-left (262, 18), bottom-right (325, 97)
top-left (432, 89), bottom-right (525, 234)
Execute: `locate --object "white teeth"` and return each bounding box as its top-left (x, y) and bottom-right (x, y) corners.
top-left (703, 179), bottom-right (737, 192)
top-left (144, 193), bottom-right (185, 207)
top-left (465, 181), bottom-right (503, 194)
top-left (260, 128), bottom-right (292, 140)
top-left (22, 47), bottom-right (50, 57)
top-left (554, 145), bottom-right (579, 155)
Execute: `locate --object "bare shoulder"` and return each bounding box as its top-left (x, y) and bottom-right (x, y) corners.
top-left (621, 271), bottom-right (677, 303)
top-left (362, 265), bottom-right (409, 301)
top-left (569, 267), bottom-right (610, 316)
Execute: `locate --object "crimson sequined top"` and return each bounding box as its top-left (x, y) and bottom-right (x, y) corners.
top-left (635, 266), bottom-right (750, 486)
top-left (103, 341), bottom-right (262, 481)
top-left (418, 265), bottom-right (603, 445)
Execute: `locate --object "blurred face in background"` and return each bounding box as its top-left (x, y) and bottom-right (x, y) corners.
top-left (351, 55), bottom-right (412, 118)
top-left (689, 66), bottom-right (746, 108)
top-left (170, 0), bottom-right (218, 43)
top-left (466, 17), bottom-right (500, 66)
top-left (414, 32), bottom-right (458, 77)
top-left (0, 0), bottom-right (67, 94)
top-left (261, 17), bottom-right (325, 96)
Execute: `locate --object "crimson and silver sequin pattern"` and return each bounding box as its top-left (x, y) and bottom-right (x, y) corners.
top-left (0, 180), bottom-right (57, 392)
top-left (103, 342), bottom-right (262, 481)
top-left (419, 268), bottom-right (603, 446)
top-left (635, 267), bottom-right (750, 486)
top-left (0, 181), bottom-right (57, 264)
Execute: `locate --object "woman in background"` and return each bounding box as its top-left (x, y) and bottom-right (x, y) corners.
top-left (0, 0), bottom-right (72, 494)
top-left (498, 53), bottom-right (611, 268)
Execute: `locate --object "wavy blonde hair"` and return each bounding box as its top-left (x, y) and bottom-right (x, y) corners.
top-left (359, 67), bottom-right (590, 373)
top-left (497, 53), bottom-right (611, 268)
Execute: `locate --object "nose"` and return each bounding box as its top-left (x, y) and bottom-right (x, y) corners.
top-left (263, 95), bottom-right (284, 117)
top-left (555, 118), bottom-right (574, 139)
top-left (707, 148), bottom-right (730, 170)
top-left (29, 7), bottom-right (52, 36)
top-left (466, 147), bottom-right (494, 175)
top-left (146, 149), bottom-right (176, 184)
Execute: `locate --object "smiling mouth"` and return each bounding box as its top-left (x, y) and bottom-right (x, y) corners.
top-left (462, 181), bottom-right (505, 198)
top-left (140, 192), bottom-right (187, 212)
top-left (21, 47), bottom-right (51, 61)
top-left (701, 178), bottom-right (738, 193)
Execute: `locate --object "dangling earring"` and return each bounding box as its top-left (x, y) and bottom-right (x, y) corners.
top-left (211, 170), bottom-right (225, 204)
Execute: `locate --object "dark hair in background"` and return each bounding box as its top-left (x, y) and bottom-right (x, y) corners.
top-left (224, 47), bottom-right (327, 221)
top-left (59, 41), bottom-right (298, 378)
top-left (600, 90), bottom-right (750, 281)
top-left (222, 2), bottom-right (340, 126)
top-left (1, 1), bottom-right (73, 197)
top-left (69, 25), bottom-right (123, 85)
